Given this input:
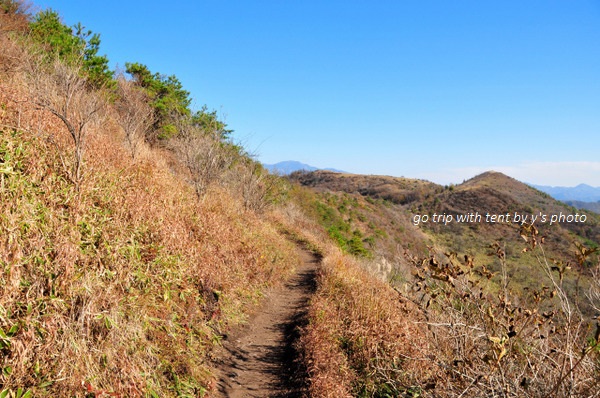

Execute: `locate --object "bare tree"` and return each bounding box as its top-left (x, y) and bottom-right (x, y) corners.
top-left (170, 118), bottom-right (234, 199)
top-left (235, 158), bottom-right (283, 212)
top-left (114, 75), bottom-right (154, 159)
top-left (28, 56), bottom-right (104, 187)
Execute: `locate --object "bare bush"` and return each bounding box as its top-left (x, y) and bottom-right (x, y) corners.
top-left (170, 118), bottom-right (233, 198)
top-left (402, 226), bottom-right (600, 397)
top-left (232, 158), bottom-right (285, 213)
top-left (27, 56), bottom-right (105, 187)
top-left (588, 260), bottom-right (600, 315)
top-left (114, 75), bottom-right (154, 159)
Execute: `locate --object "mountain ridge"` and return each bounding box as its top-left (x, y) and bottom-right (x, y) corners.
top-left (263, 160), bottom-right (345, 175)
top-left (530, 182), bottom-right (600, 202)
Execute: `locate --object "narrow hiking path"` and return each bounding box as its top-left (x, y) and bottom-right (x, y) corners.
top-left (212, 248), bottom-right (319, 398)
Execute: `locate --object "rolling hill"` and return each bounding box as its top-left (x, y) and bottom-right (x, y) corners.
top-left (290, 170), bottom-right (600, 314)
top-left (290, 170), bottom-right (600, 252)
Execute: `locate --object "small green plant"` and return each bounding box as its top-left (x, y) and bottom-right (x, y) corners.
top-left (0, 388), bottom-right (32, 398)
top-left (0, 324), bottom-right (19, 351)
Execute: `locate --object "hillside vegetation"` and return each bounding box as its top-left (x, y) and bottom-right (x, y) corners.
top-left (292, 171), bottom-right (599, 291)
top-left (1, 3), bottom-right (301, 396)
top-left (567, 200), bottom-right (600, 215)
top-left (2, 2), bottom-right (600, 397)
top-left (292, 170), bottom-right (600, 396)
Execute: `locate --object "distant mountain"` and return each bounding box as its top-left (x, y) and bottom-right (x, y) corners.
top-left (530, 183), bottom-right (600, 202)
top-left (263, 160), bottom-right (345, 175)
top-left (565, 200), bottom-right (600, 214)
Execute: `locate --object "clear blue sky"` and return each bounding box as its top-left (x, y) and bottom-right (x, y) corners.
top-left (35, 1), bottom-right (600, 186)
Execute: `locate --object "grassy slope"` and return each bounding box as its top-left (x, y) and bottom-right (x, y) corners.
top-left (291, 171), bottom-right (599, 294)
top-left (420, 172), bottom-right (600, 314)
top-left (287, 175), bottom-right (432, 278)
top-left (291, 170), bottom-right (600, 397)
top-left (302, 248), bottom-right (436, 398)
top-left (280, 182), bottom-right (436, 397)
top-left (0, 88), bottom-right (300, 396)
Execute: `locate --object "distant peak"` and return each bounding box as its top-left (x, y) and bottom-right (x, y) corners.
top-left (531, 182), bottom-right (600, 202)
top-left (263, 160), bottom-right (345, 175)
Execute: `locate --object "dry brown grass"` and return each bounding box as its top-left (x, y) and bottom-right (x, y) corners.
top-left (293, 173), bottom-right (600, 397)
top-left (300, 228), bottom-right (600, 398)
top-left (302, 248), bottom-right (437, 397)
top-left (0, 52), bottom-right (301, 396)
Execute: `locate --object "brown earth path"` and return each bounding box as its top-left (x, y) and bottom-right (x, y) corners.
top-left (211, 248), bottom-right (319, 398)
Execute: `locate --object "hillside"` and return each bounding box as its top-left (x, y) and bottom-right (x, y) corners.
top-left (291, 170), bottom-right (600, 311)
top-left (290, 169), bottom-right (441, 204)
top-left (289, 171), bottom-right (440, 260)
top-left (2, 3), bottom-right (599, 397)
top-left (423, 171), bottom-right (599, 249)
top-left (290, 170), bottom-right (600, 396)
top-left (291, 170), bottom-right (599, 257)
top-left (567, 200), bottom-right (600, 214)
top-left (0, 6), bottom-right (307, 396)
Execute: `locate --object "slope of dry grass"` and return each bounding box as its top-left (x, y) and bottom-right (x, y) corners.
top-left (0, 70), bottom-right (300, 397)
top-left (290, 173), bottom-right (600, 397)
top-left (302, 248), bottom-right (436, 397)
top-left (296, 216), bottom-right (600, 398)
top-left (290, 170), bottom-right (441, 206)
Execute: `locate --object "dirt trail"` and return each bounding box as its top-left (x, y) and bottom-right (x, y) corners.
top-left (212, 248), bottom-right (319, 398)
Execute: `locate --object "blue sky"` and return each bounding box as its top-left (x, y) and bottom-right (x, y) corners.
top-left (35, 1), bottom-right (600, 186)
